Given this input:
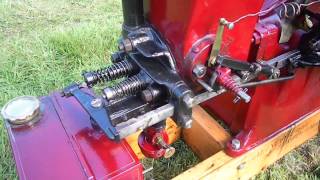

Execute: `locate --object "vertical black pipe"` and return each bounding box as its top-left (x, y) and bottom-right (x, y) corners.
top-left (121, 0), bottom-right (144, 36)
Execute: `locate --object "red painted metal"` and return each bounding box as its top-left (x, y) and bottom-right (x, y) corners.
top-left (138, 127), bottom-right (170, 159)
top-left (6, 92), bottom-right (143, 180)
top-left (148, 0), bottom-right (320, 156)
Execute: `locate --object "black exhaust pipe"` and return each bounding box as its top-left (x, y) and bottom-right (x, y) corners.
top-left (122, 0), bottom-right (144, 36)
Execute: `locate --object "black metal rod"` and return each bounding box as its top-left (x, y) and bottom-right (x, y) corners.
top-left (122, 0), bottom-right (144, 32)
top-left (240, 75), bottom-right (295, 88)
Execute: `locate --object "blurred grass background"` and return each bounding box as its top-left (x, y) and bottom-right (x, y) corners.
top-left (0, 0), bottom-right (319, 179)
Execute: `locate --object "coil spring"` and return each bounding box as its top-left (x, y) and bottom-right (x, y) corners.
top-left (83, 60), bottom-right (137, 87)
top-left (279, 1), bottom-right (320, 18)
top-left (217, 73), bottom-right (242, 93)
top-left (103, 75), bottom-right (148, 100)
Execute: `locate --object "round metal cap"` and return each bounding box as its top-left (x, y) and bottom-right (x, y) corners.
top-left (1, 96), bottom-right (40, 126)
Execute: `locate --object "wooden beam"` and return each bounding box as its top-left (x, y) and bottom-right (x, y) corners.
top-left (174, 109), bottom-right (320, 180)
top-left (182, 105), bottom-right (231, 160)
top-left (126, 119), bottom-right (181, 159)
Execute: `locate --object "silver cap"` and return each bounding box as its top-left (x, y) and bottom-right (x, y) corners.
top-left (1, 96), bottom-right (41, 126)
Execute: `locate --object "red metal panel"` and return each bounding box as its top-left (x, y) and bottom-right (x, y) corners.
top-left (149, 0), bottom-right (265, 79)
top-left (148, 0), bottom-right (320, 156)
top-left (6, 92), bottom-right (143, 180)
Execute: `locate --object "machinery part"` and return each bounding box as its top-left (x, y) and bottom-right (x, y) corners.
top-left (83, 60), bottom-right (138, 87)
top-left (123, 27), bottom-right (177, 70)
top-left (299, 24), bottom-right (320, 66)
top-left (279, 1), bottom-right (320, 19)
top-left (102, 74), bottom-right (148, 100)
top-left (231, 139), bottom-right (241, 150)
top-left (208, 18), bottom-right (232, 66)
top-left (115, 104), bottom-right (174, 139)
top-left (121, 0), bottom-right (144, 35)
top-left (63, 83), bottom-right (119, 140)
top-left (90, 98), bottom-right (103, 108)
top-left (141, 86), bottom-right (163, 103)
top-left (138, 126), bottom-right (175, 159)
top-left (193, 64), bottom-right (207, 78)
top-left (1, 96), bottom-right (41, 127)
top-left (216, 67), bottom-right (251, 103)
top-left (240, 74), bottom-right (295, 88)
top-left (197, 79), bottom-right (214, 92)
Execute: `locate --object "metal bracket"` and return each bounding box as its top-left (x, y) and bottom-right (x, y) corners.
top-left (62, 83), bottom-right (119, 140)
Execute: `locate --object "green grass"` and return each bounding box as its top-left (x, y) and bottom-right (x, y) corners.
top-left (0, 1), bottom-right (319, 180)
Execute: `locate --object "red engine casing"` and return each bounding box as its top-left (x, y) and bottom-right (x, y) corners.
top-left (148, 0), bottom-right (320, 156)
top-left (6, 92), bottom-right (143, 180)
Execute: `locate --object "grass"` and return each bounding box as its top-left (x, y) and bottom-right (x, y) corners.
top-left (0, 0), bottom-right (319, 180)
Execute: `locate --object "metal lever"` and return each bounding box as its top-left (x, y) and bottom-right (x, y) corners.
top-left (209, 18), bottom-right (234, 66)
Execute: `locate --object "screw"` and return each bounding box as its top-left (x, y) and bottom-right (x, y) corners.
top-left (231, 139), bottom-right (241, 150)
top-left (91, 98), bottom-right (103, 108)
top-left (193, 64), bottom-right (207, 78)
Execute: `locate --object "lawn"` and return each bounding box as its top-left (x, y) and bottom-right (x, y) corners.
top-left (0, 0), bottom-right (319, 179)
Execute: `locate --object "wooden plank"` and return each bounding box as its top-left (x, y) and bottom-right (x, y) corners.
top-left (174, 109), bottom-right (320, 180)
top-left (182, 105), bottom-right (231, 160)
top-left (126, 118), bottom-right (181, 159)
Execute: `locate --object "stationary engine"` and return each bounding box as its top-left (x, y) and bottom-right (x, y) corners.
top-left (2, 0), bottom-right (320, 179)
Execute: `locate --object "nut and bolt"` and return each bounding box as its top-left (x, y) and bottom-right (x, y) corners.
top-left (231, 138), bottom-right (241, 150)
top-left (141, 89), bottom-right (153, 102)
top-left (119, 38), bottom-right (133, 52)
top-left (91, 98), bottom-right (103, 108)
top-left (193, 64), bottom-right (207, 78)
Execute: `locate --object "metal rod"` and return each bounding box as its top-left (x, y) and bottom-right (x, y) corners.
top-left (240, 75), bottom-right (295, 88)
top-left (121, 0), bottom-right (144, 35)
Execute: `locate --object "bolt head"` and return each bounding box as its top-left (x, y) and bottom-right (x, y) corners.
top-left (231, 139), bottom-right (241, 150)
top-left (119, 38), bottom-right (133, 52)
top-left (141, 89), bottom-right (153, 102)
top-left (193, 64), bottom-right (207, 78)
top-left (91, 98), bottom-right (103, 108)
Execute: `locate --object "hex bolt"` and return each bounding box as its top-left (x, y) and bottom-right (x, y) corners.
top-left (119, 38), bottom-right (133, 52)
top-left (231, 138), bottom-right (241, 150)
top-left (91, 98), bottom-right (103, 108)
top-left (193, 64), bottom-right (207, 78)
top-left (141, 89), bottom-right (153, 102)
